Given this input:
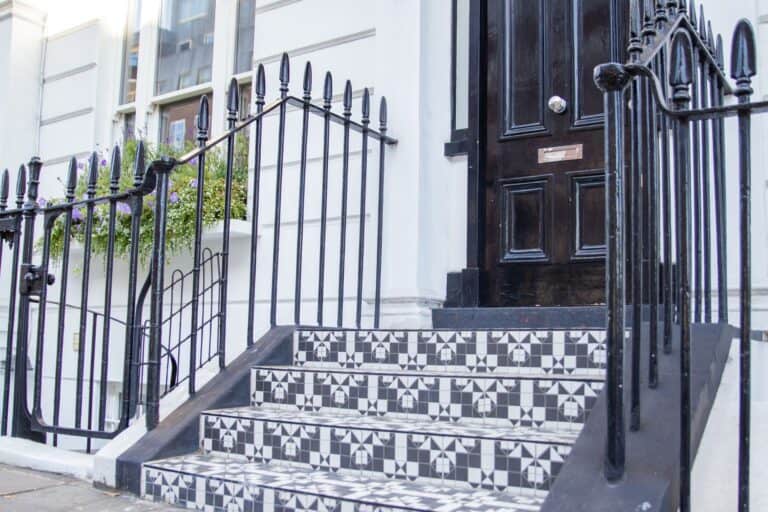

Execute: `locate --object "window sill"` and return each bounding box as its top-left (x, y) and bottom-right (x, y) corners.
top-left (151, 82), bottom-right (213, 106)
top-left (115, 102), bottom-right (136, 115)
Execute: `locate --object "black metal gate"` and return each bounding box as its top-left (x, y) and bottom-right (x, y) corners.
top-left (0, 56), bottom-right (395, 450)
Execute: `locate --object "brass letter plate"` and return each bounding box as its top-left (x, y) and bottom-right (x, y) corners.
top-left (538, 144), bottom-right (583, 164)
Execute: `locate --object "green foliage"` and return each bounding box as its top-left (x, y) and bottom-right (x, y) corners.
top-left (45, 135), bottom-right (249, 262)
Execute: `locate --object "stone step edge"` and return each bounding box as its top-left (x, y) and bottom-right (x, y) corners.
top-left (199, 409), bottom-right (578, 447)
top-left (295, 328), bottom-right (610, 334)
top-left (251, 365), bottom-right (606, 383)
top-left (143, 461), bottom-right (429, 512)
top-left (142, 457), bottom-right (548, 512)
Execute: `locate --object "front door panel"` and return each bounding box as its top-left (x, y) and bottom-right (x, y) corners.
top-left (484, 0), bottom-right (616, 307)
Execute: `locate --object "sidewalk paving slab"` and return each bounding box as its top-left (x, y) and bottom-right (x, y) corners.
top-left (0, 464), bottom-right (175, 512)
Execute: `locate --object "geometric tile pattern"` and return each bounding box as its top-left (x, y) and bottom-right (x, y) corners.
top-left (201, 408), bottom-right (573, 492)
top-left (294, 330), bottom-right (608, 377)
top-left (143, 327), bottom-right (607, 512)
top-left (143, 453), bottom-right (548, 511)
top-left (251, 366), bottom-right (603, 430)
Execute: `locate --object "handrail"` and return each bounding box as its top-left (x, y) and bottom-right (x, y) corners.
top-left (28, 298), bottom-right (128, 326)
top-left (633, 11), bottom-right (733, 94)
top-left (625, 63), bottom-right (768, 119)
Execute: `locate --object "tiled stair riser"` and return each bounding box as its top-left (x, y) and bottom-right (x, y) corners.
top-left (251, 367), bottom-right (603, 431)
top-left (294, 330), bottom-right (607, 377)
top-left (200, 412), bottom-right (571, 492)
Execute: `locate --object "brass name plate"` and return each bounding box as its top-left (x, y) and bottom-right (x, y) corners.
top-left (538, 144), bottom-right (583, 164)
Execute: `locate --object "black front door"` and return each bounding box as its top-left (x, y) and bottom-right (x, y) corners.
top-left (482, 0), bottom-right (622, 307)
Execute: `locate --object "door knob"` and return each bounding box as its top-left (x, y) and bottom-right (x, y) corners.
top-left (548, 95), bottom-right (568, 115)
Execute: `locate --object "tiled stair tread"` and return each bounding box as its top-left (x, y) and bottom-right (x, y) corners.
top-left (203, 407), bottom-right (581, 445)
top-left (296, 328), bottom-right (608, 334)
top-left (144, 453), bottom-right (546, 512)
top-left (252, 365), bottom-right (605, 382)
top-left (294, 361), bottom-right (605, 378)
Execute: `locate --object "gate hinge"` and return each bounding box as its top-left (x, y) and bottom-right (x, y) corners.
top-left (20, 264), bottom-right (55, 297)
top-left (0, 217), bottom-right (17, 246)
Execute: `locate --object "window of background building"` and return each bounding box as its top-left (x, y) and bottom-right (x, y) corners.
top-left (235, 0), bottom-right (255, 74)
top-left (159, 95), bottom-right (211, 150)
top-left (120, 0), bottom-right (142, 104)
top-left (239, 82), bottom-right (251, 121)
top-left (445, 0), bottom-right (469, 156)
top-left (123, 113), bottom-right (136, 142)
top-left (156, 0), bottom-right (216, 95)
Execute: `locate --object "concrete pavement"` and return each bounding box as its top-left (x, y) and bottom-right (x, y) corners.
top-left (0, 464), bottom-right (175, 512)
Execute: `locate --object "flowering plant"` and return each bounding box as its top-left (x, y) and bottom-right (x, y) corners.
top-left (45, 136), bottom-right (249, 262)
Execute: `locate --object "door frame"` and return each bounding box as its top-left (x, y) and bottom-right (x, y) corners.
top-left (450, 0), bottom-right (626, 308)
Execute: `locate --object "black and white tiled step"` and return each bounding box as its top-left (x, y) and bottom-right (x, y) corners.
top-left (251, 366), bottom-right (603, 430)
top-left (143, 453), bottom-right (547, 512)
top-left (142, 328), bottom-right (607, 511)
top-left (200, 408), bottom-right (575, 492)
top-left (294, 329), bottom-right (607, 377)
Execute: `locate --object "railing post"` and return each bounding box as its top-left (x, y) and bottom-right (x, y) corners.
top-left (712, 35), bottom-right (728, 323)
top-left (74, 153), bottom-right (99, 430)
top-left (629, 4), bottom-right (644, 431)
top-left (247, 65), bottom-right (266, 345)
top-left (731, 19), bottom-right (756, 512)
top-left (317, 72), bottom-right (333, 326)
top-left (373, 98), bottom-right (388, 329)
top-left (669, 30), bottom-right (694, 512)
top-left (270, 53), bottom-right (290, 327)
top-left (337, 81), bottom-right (353, 327)
top-left (52, 158), bottom-right (78, 445)
top-left (294, 63), bottom-right (312, 325)
top-left (11, 159), bottom-right (44, 442)
top-left (219, 79), bottom-right (239, 369)
top-left (98, 146), bottom-right (121, 431)
top-left (146, 157), bottom-right (175, 430)
top-left (355, 89), bottom-right (371, 328)
top-left (189, 96), bottom-right (210, 394)
top-left (1, 167), bottom-right (25, 437)
top-left (122, 141), bottom-right (148, 424)
top-left (594, 62), bottom-right (630, 483)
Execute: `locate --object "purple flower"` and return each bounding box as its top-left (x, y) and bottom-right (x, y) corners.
top-left (37, 197), bottom-right (47, 208)
top-left (189, 157), bottom-right (198, 166)
top-left (169, 192), bottom-right (180, 204)
top-left (117, 202), bottom-right (131, 215)
top-left (100, 159), bottom-right (108, 167)
top-left (72, 208), bottom-right (84, 222)
top-left (77, 162), bottom-right (85, 170)
top-left (189, 179), bottom-right (198, 188)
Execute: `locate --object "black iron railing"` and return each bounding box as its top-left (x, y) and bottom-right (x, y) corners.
top-left (596, 2), bottom-right (763, 510)
top-left (0, 54), bottom-right (395, 446)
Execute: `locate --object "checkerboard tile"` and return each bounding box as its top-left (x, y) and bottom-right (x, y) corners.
top-left (294, 330), bottom-right (607, 377)
top-left (143, 454), bottom-right (547, 512)
top-left (250, 366), bottom-right (603, 430)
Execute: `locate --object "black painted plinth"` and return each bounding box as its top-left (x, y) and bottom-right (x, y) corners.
top-left (114, 326), bottom-right (295, 495)
top-left (541, 322), bottom-right (735, 512)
